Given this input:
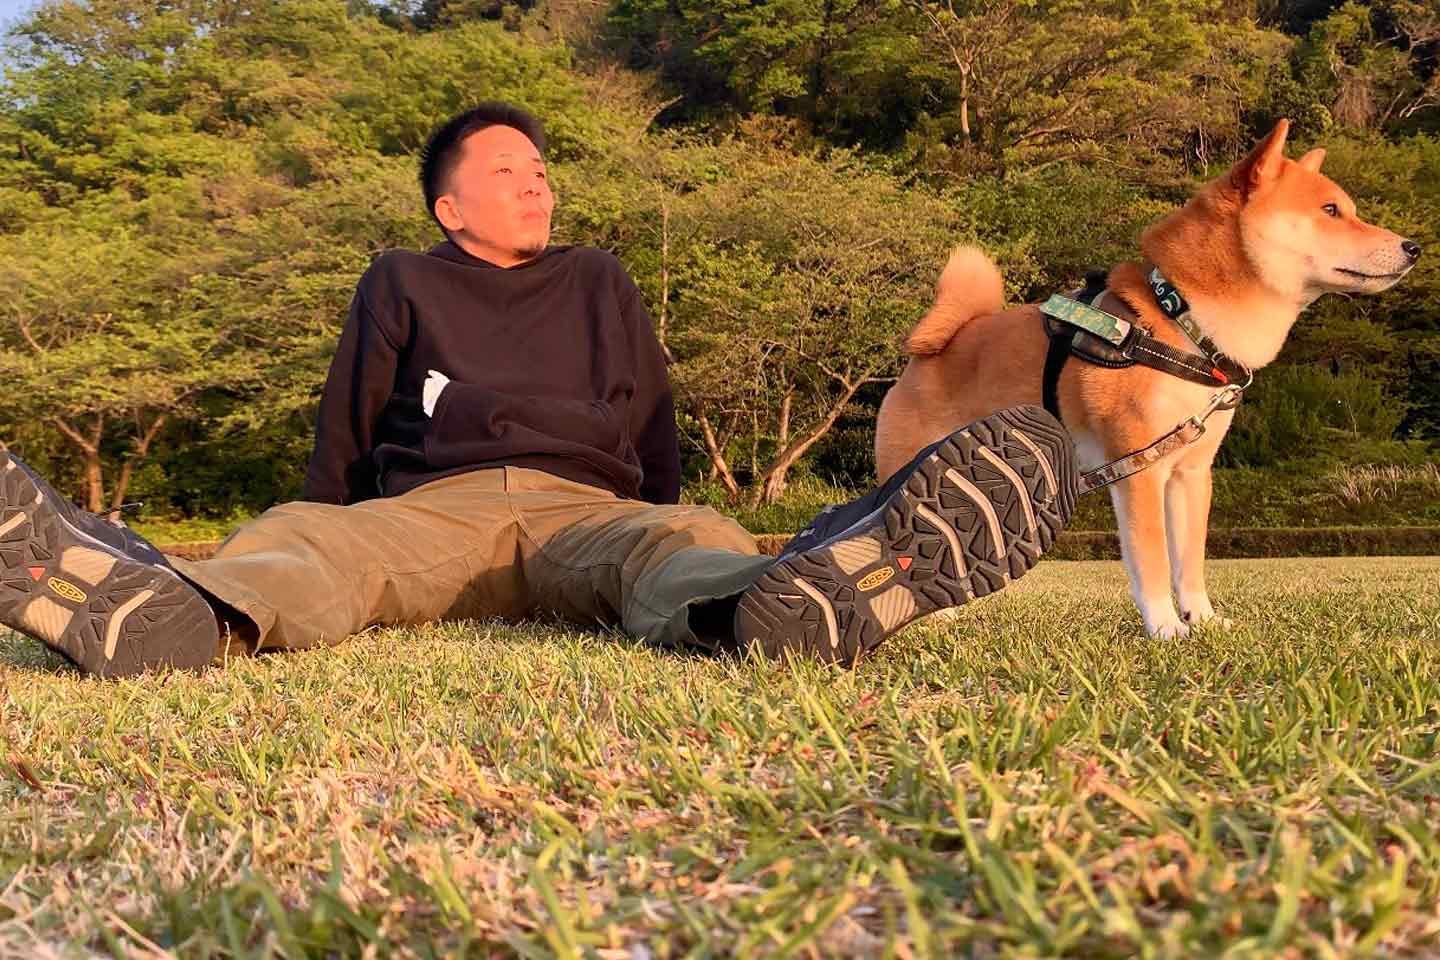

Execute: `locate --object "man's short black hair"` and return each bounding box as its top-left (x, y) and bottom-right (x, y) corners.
top-left (418, 102), bottom-right (547, 234)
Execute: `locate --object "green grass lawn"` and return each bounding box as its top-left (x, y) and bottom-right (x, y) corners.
top-left (2, 558), bottom-right (1439, 957)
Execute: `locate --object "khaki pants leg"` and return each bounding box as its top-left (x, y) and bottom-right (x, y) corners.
top-left (170, 465), bottom-right (772, 656)
top-left (170, 469), bottom-right (527, 652)
top-left (503, 467), bottom-right (773, 651)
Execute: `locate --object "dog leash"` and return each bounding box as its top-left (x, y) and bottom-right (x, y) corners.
top-left (1077, 383), bottom-right (1245, 492)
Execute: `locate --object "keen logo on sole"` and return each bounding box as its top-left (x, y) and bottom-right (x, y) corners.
top-left (857, 567), bottom-right (895, 591)
top-left (48, 577), bottom-right (87, 604)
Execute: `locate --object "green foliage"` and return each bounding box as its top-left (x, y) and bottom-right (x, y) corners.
top-left (554, 133), bottom-right (970, 503)
top-left (0, 0), bottom-right (618, 511)
top-left (611, 0), bottom-right (1290, 174)
top-left (0, 0), bottom-right (1435, 521)
top-left (1222, 364), bottom-right (1407, 467)
top-left (686, 473), bottom-right (859, 536)
top-left (660, 143), bottom-right (965, 503)
top-left (1292, 1), bottom-right (1440, 137)
top-left (944, 166), bottom-right (1177, 300)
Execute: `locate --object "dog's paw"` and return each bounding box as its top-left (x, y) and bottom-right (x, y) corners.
top-left (1147, 616), bottom-right (1191, 640)
top-left (1179, 597), bottom-right (1234, 630)
top-left (1183, 610), bottom-right (1235, 630)
top-left (1140, 599), bottom-right (1189, 639)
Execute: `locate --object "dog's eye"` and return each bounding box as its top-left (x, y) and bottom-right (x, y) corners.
top-left (1322, 203), bottom-right (1341, 218)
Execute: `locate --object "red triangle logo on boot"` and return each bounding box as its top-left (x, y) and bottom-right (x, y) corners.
top-left (27, 566), bottom-right (45, 581)
top-left (897, 556), bottom-right (913, 571)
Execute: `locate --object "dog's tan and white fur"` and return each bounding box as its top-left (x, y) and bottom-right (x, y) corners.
top-left (875, 121), bottom-right (1420, 636)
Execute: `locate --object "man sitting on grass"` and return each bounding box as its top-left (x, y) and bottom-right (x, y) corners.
top-left (0, 102), bottom-right (1076, 678)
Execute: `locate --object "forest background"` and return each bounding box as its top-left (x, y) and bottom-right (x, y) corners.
top-left (1, 0), bottom-right (1436, 541)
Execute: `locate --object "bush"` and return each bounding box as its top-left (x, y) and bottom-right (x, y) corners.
top-left (684, 474), bottom-right (858, 534)
top-left (1222, 364), bottom-right (1405, 467)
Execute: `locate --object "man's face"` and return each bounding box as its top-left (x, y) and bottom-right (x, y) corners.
top-left (433, 124), bottom-right (554, 267)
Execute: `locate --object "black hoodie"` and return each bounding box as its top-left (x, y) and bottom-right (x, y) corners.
top-left (301, 241), bottom-right (681, 506)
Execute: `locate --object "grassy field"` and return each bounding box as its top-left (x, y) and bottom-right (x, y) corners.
top-left (2, 558), bottom-right (1439, 957)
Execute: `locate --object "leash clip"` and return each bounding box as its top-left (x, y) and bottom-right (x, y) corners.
top-left (1177, 384), bottom-right (1244, 440)
top-left (1198, 384), bottom-right (1245, 421)
top-left (1081, 383), bottom-right (1246, 493)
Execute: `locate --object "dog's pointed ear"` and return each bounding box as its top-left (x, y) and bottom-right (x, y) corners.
top-left (1229, 119), bottom-right (1290, 197)
top-left (1297, 147), bottom-right (1326, 172)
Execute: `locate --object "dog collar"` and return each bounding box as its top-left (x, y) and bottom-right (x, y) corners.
top-left (1146, 267), bottom-right (1251, 386)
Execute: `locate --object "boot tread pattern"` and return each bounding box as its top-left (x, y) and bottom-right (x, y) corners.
top-left (736, 406), bottom-right (1078, 664)
top-left (0, 451), bottom-right (216, 677)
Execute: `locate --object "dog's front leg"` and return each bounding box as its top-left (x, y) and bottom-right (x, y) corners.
top-left (1110, 467), bottom-right (1188, 637)
top-left (1165, 463), bottom-right (1226, 627)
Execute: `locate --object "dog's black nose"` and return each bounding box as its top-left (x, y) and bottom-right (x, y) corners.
top-left (1402, 240), bottom-right (1422, 261)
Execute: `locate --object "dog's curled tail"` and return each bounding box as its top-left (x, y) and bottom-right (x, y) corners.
top-left (903, 246), bottom-right (1005, 356)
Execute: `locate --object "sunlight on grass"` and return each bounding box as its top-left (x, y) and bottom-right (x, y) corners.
top-left (1, 558), bottom-right (1438, 955)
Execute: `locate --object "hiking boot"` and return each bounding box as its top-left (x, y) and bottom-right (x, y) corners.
top-left (734, 405), bottom-right (1078, 664)
top-left (53, 488), bottom-right (170, 569)
top-left (0, 450), bottom-right (218, 677)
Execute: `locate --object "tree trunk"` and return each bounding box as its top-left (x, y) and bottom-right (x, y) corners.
top-left (108, 413), bottom-right (168, 520)
top-left (82, 453), bottom-right (104, 514)
top-left (696, 408), bottom-right (741, 499)
top-left (707, 414), bottom-right (741, 482)
top-left (51, 415), bottom-right (105, 512)
top-left (750, 411), bottom-right (760, 481)
top-left (777, 388), bottom-right (793, 450)
top-left (748, 379), bottom-right (865, 508)
top-left (960, 68), bottom-right (971, 140)
top-left (763, 388), bottom-right (796, 501)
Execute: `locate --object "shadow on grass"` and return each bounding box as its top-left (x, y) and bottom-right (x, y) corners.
top-left (0, 629), bottom-right (76, 675)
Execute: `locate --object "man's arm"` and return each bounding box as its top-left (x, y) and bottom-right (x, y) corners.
top-left (301, 290), bottom-right (402, 505)
top-left (622, 286), bottom-right (682, 505)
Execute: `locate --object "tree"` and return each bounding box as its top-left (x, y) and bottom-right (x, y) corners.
top-left (0, 0), bottom-right (634, 510)
top-left (903, 0), bottom-right (1023, 144)
top-left (0, 223), bottom-right (243, 513)
top-left (609, 0), bottom-right (1291, 175)
top-left (608, 0), bottom-right (920, 145)
top-left (658, 142), bottom-right (963, 505)
top-left (1294, 1), bottom-right (1440, 135)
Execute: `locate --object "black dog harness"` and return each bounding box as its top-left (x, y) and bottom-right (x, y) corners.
top-left (1039, 268), bottom-right (1252, 491)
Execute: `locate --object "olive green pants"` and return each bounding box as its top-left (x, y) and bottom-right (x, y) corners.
top-left (171, 467), bottom-right (772, 656)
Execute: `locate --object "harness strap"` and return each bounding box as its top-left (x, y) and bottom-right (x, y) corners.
top-left (1042, 331), bottom-right (1074, 422)
top-left (1041, 272), bottom-right (1108, 424)
top-left (1129, 337), bottom-right (1235, 387)
top-left (1041, 293), bottom-right (1234, 389)
top-left (1034, 267), bottom-right (1255, 493)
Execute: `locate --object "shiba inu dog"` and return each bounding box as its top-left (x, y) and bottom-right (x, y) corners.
top-left (875, 120), bottom-right (1421, 637)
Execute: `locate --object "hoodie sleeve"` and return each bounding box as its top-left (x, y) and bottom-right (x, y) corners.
top-left (622, 285), bottom-right (682, 505)
top-left (301, 289), bottom-right (402, 505)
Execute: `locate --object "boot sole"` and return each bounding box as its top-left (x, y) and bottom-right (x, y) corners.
top-left (735, 406), bottom-right (1078, 664)
top-left (0, 452), bottom-right (217, 677)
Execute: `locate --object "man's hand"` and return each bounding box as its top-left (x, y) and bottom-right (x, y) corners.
top-left (423, 370), bottom-right (451, 417)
